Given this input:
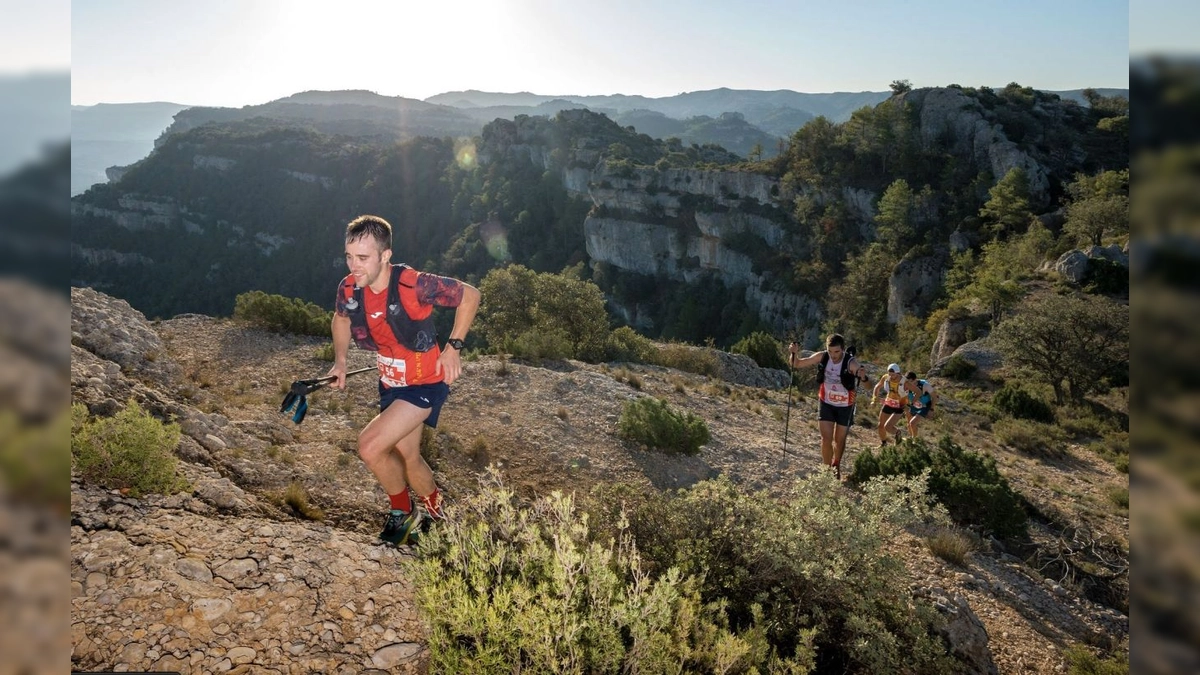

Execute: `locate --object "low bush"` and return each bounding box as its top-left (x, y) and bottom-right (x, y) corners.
top-left (1063, 643), bottom-right (1128, 675)
top-left (604, 325), bottom-right (657, 363)
top-left (1087, 432), bottom-right (1129, 472)
top-left (993, 384), bottom-right (1055, 423)
top-left (313, 342), bottom-right (335, 361)
top-left (594, 472), bottom-right (958, 673)
top-left (1107, 486), bottom-right (1129, 510)
top-left (506, 328), bottom-right (573, 361)
top-left (409, 473), bottom-right (786, 673)
top-left (1081, 257), bottom-right (1129, 296)
top-left (233, 290), bottom-right (331, 337)
top-left (1058, 405), bottom-right (1119, 439)
top-left (852, 435), bottom-right (1028, 540)
top-left (72, 400), bottom-right (188, 497)
top-left (651, 342), bottom-right (720, 377)
top-left (619, 397), bottom-right (710, 456)
top-left (730, 331), bottom-right (787, 371)
top-left (940, 354), bottom-right (978, 380)
top-left (993, 418), bottom-right (1069, 455)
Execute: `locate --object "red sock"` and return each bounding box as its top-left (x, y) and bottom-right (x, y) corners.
top-left (389, 490), bottom-right (412, 513)
top-left (419, 488), bottom-right (443, 519)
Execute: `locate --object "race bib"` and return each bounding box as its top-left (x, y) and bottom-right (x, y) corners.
top-left (377, 355), bottom-right (407, 388)
top-left (824, 383), bottom-right (851, 405)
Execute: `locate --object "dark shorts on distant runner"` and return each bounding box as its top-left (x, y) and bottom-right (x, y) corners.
top-left (379, 381), bottom-right (451, 428)
top-left (819, 401), bottom-right (855, 427)
top-left (881, 404), bottom-right (905, 415)
top-left (910, 405), bottom-right (932, 419)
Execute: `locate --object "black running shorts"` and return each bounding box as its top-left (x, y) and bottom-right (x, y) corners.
top-left (379, 381), bottom-right (451, 427)
top-left (818, 400), bottom-right (855, 427)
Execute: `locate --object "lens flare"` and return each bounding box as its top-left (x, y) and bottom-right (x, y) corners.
top-left (455, 140), bottom-right (477, 169)
top-left (480, 218), bottom-right (510, 261)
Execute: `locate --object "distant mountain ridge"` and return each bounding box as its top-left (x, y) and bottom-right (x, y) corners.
top-left (73, 84), bottom-right (1129, 196)
top-left (425, 86), bottom-right (1128, 123)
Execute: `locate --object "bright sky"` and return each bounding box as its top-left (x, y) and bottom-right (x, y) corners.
top-left (66, 0), bottom-right (1134, 107)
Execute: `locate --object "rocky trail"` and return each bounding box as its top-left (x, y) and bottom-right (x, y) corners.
top-left (70, 287), bottom-right (1127, 673)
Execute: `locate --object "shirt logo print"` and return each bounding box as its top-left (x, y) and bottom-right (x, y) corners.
top-left (370, 311), bottom-right (384, 319)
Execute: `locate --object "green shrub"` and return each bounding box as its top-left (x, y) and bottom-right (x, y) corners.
top-left (993, 418), bottom-right (1069, 455)
top-left (940, 354), bottom-right (978, 380)
top-left (1063, 643), bottom-right (1128, 675)
top-left (619, 397), bottom-right (710, 456)
top-left (408, 473), bottom-right (784, 673)
top-left (72, 400), bottom-right (188, 497)
top-left (1107, 486), bottom-right (1129, 510)
top-left (651, 342), bottom-right (720, 377)
top-left (605, 325), bottom-right (656, 363)
top-left (1081, 258), bottom-right (1129, 296)
top-left (478, 265), bottom-right (609, 362)
top-left (1058, 405), bottom-right (1118, 439)
top-left (730, 331), bottom-right (787, 371)
top-left (993, 384), bottom-right (1055, 423)
top-left (595, 472), bottom-right (958, 673)
top-left (233, 290), bottom-right (332, 337)
top-left (852, 435), bottom-right (1028, 540)
top-left (506, 328), bottom-right (573, 361)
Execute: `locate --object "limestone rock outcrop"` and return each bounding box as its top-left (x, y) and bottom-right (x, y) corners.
top-left (888, 252), bottom-right (947, 324)
top-left (1047, 243), bottom-right (1128, 284)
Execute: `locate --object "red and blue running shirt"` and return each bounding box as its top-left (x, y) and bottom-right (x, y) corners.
top-left (335, 269), bottom-right (464, 387)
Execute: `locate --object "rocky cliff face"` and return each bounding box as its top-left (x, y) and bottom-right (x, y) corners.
top-left (484, 93), bottom-right (1090, 336)
top-left (901, 88), bottom-right (1051, 203)
top-left (888, 252), bottom-right (948, 324)
top-left (579, 164), bottom-right (824, 338)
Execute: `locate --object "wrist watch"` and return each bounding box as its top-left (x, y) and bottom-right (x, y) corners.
top-left (446, 338), bottom-right (465, 351)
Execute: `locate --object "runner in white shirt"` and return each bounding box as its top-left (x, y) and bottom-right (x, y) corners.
top-left (788, 333), bottom-right (868, 479)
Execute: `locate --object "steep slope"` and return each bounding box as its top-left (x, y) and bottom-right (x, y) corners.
top-left (70, 288), bottom-right (1127, 673)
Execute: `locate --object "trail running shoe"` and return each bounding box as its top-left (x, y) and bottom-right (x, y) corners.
top-left (379, 509), bottom-right (424, 546)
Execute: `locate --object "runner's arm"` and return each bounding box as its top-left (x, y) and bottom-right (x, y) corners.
top-left (849, 357), bottom-right (869, 383)
top-left (788, 345), bottom-right (824, 369)
top-left (872, 376), bottom-right (885, 399)
top-left (435, 282), bottom-right (480, 385)
top-left (327, 313), bottom-right (351, 390)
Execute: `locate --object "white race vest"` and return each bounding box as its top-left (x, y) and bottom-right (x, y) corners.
top-left (821, 357), bottom-right (851, 406)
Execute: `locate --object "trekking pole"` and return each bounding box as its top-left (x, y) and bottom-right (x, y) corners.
top-left (783, 339), bottom-right (796, 455)
top-left (280, 366), bottom-right (375, 424)
top-left (783, 364), bottom-right (794, 454)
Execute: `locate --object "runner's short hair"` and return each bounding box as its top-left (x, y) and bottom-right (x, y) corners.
top-left (346, 215), bottom-right (392, 251)
top-left (826, 333), bottom-right (846, 349)
top-left (906, 371), bottom-right (918, 380)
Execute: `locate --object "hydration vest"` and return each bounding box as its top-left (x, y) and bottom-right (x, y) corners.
top-left (909, 379), bottom-right (934, 408)
top-left (817, 347), bottom-right (860, 405)
top-left (340, 264), bottom-right (438, 353)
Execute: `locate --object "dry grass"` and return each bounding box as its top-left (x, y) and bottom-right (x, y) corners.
top-left (925, 527), bottom-right (977, 567)
top-left (468, 436), bottom-right (491, 467)
top-left (283, 482), bottom-right (325, 521)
